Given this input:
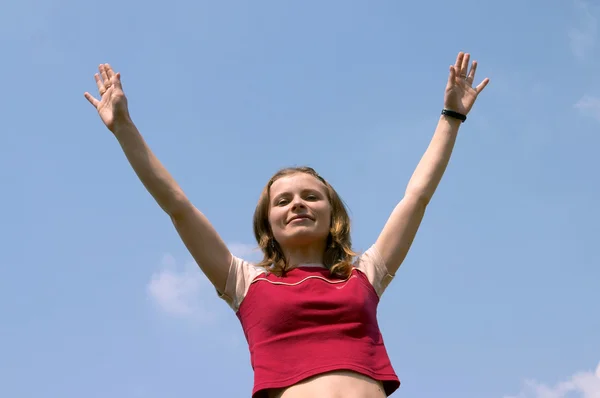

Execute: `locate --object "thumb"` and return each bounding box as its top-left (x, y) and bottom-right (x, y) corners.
top-left (84, 92), bottom-right (100, 108)
top-left (113, 72), bottom-right (123, 89)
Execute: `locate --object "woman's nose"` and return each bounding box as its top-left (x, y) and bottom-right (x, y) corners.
top-left (291, 197), bottom-right (306, 210)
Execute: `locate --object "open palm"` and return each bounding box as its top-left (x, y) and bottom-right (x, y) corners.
top-left (444, 52), bottom-right (489, 116)
top-left (84, 64), bottom-right (130, 132)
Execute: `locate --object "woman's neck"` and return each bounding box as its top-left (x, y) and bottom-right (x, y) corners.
top-left (284, 244), bottom-right (326, 267)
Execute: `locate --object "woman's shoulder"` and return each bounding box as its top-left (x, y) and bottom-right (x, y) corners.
top-left (352, 245), bottom-right (394, 297)
top-left (217, 255), bottom-right (267, 311)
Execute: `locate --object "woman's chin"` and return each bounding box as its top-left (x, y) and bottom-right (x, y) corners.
top-left (278, 229), bottom-right (328, 247)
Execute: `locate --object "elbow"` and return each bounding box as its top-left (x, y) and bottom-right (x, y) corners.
top-left (404, 191), bottom-right (431, 209)
top-left (164, 194), bottom-right (193, 219)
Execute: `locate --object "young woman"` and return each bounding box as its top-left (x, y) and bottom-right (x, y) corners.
top-left (84, 51), bottom-right (489, 398)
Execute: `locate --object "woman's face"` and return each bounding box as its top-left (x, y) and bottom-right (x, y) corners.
top-left (268, 173), bottom-right (331, 250)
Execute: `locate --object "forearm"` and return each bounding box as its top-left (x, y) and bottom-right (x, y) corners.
top-left (373, 52), bottom-right (488, 274)
top-left (113, 121), bottom-right (189, 216)
top-left (405, 115), bottom-right (461, 204)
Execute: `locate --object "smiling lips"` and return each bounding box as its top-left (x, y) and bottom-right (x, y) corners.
top-left (288, 214), bottom-right (313, 224)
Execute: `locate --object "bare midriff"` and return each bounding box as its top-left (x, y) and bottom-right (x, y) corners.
top-left (267, 370), bottom-right (387, 398)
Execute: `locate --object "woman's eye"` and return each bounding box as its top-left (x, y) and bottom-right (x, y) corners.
top-left (306, 194), bottom-right (317, 200)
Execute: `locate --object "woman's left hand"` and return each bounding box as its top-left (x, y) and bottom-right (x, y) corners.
top-left (444, 52), bottom-right (490, 115)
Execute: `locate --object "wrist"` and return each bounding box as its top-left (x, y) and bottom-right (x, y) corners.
top-left (110, 116), bottom-right (135, 136)
top-left (441, 108), bottom-right (466, 123)
top-left (439, 113), bottom-right (462, 130)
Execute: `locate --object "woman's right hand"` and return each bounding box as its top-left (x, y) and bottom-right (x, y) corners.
top-left (84, 64), bottom-right (131, 132)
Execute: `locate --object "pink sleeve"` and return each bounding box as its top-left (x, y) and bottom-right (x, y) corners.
top-left (217, 256), bottom-right (266, 311)
top-left (355, 245), bottom-right (394, 297)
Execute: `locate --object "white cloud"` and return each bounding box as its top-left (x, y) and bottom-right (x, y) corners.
top-left (569, 0), bottom-right (597, 60)
top-left (505, 362), bottom-right (600, 398)
top-left (228, 242), bottom-right (263, 262)
top-left (574, 95), bottom-right (600, 121)
top-left (147, 254), bottom-right (215, 322)
top-left (146, 242), bottom-right (262, 320)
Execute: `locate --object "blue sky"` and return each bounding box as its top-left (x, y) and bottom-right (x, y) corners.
top-left (1, 0), bottom-right (599, 397)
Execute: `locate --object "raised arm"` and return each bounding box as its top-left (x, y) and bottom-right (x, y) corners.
top-left (374, 52), bottom-right (489, 275)
top-left (84, 64), bottom-right (231, 293)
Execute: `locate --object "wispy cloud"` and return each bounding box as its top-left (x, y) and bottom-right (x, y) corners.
top-left (147, 253), bottom-right (215, 321)
top-left (569, 0), bottom-right (597, 60)
top-left (146, 242), bottom-right (262, 320)
top-left (228, 242), bottom-right (263, 262)
top-left (574, 95), bottom-right (600, 122)
top-left (505, 361), bottom-right (600, 398)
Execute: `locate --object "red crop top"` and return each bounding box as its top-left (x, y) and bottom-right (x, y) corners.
top-left (218, 245), bottom-right (400, 397)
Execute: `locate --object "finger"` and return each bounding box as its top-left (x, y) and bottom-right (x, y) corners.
top-left (94, 73), bottom-right (103, 92)
top-left (466, 60), bottom-right (477, 83)
top-left (97, 64), bottom-right (105, 83)
top-left (461, 53), bottom-right (470, 77)
top-left (105, 63), bottom-right (115, 80)
top-left (84, 92), bottom-right (100, 108)
top-left (454, 52), bottom-right (464, 72)
top-left (113, 72), bottom-right (123, 89)
top-left (99, 64), bottom-right (110, 88)
top-left (448, 65), bottom-right (457, 86)
top-left (475, 77), bottom-right (490, 94)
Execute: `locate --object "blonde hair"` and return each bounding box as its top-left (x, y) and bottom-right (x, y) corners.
top-left (252, 166), bottom-right (356, 278)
